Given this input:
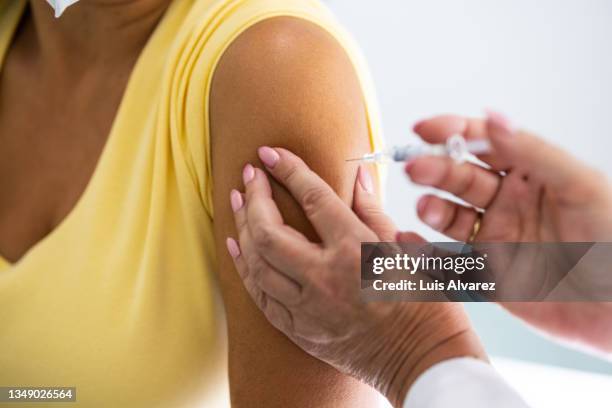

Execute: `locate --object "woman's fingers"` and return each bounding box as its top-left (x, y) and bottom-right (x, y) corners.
top-left (413, 114), bottom-right (506, 170)
top-left (241, 167), bottom-right (320, 283)
top-left (256, 146), bottom-right (362, 243)
top-left (417, 195), bottom-right (480, 242)
top-left (406, 156), bottom-right (501, 209)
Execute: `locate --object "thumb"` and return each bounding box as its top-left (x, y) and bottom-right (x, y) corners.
top-left (486, 110), bottom-right (598, 191)
top-left (353, 165), bottom-right (397, 241)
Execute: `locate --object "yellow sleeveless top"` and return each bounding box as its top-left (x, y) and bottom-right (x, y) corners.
top-left (0, 0), bottom-right (382, 407)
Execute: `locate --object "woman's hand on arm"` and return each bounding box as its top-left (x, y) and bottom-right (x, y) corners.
top-left (211, 16), bottom-right (387, 407)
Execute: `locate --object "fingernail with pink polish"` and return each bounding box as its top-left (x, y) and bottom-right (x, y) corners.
top-left (226, 237), bottom-right (241, 259)
top-left (242, 164), bottom-right (255, 185)
top-left (258, 146), bottom-right (280, 169)
top-left (230, 189), bottom-right (243, 212)
top-left (358, 166), bottom-right (374, 194)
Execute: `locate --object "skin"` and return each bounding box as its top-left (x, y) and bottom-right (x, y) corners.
top-left (408, 112), bottom-right (612, 351)
top-left (1, 2), bottom-right (380, 406)
top-left (0, 0), bottom-right (169, 262)
top-left (226, 150), bottom-right (486, 407)
top-left (226, 113), bottom-right (612, 406)
top-left (210, 17), bottom-right (384, 407)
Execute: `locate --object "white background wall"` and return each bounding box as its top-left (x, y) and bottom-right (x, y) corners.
top-left (327, 0), bottom-right (612, 375)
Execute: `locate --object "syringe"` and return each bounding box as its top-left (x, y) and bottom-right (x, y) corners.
top-left (346, 134), bottom-right (491, 164)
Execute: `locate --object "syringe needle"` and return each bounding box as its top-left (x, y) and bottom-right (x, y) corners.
top-left (345, 158), bottom-right (364, 162)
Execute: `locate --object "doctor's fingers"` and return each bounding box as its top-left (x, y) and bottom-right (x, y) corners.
top-left (261, 295), bottom-right (296, 336)
top-left (417, 195), bottom-right (481, 242)
top-left (413, 115), bottom-right (506, 171)
top-left (486, 113), bottom-right (605, 195)
top-left (226, 237), bottom-right (270, 313)
top-left (226, 235), bottom-right (297, 334)
top-left (256, 146), bottom-right (365, 243)
top-left (231, 186), bottom-right (310, 294)
top-left (352, 165), bottom-right (398, 241)
top-left (227, 246), bottom-right (296, 336)
top-left (228, 232), bottom-right (302, 314)
top-left (241, 167), bottom-right (322, 283)
top-left (230, 202), bottom-right (302, 310)
top-left (406, 156), bottom-right (501, 209)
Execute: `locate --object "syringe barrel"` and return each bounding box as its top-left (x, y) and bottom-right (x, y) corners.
top-left (388, 144), bottom-right (448, 162)
top-left (381, 136), bottom-right (491, 163)
top-left (465, 139), bottom-right (492, 155)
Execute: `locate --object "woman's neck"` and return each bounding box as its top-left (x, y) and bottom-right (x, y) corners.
top-left (26, 0), bottom-right (171, 71)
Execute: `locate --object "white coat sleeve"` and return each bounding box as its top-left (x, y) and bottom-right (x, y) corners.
top-left (403, 357), bottom-right (530, 408)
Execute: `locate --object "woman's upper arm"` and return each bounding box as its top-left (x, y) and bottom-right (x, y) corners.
top-left (210, 17), bottom-right (380, 407)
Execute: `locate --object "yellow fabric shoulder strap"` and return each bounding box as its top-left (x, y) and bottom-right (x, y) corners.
top-left (166, 0), bottom-right (383, 216)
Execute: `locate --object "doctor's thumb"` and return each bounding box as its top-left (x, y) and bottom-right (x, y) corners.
top-left (486, 110), bottom-right (597, 191)
top-left (353, 166), bottom-right (397, 241)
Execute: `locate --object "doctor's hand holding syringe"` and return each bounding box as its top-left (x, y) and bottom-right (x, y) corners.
top-left (404, 112), bottom-right (612, 352)
top-left (225, 111), bottom-right (612, 408)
